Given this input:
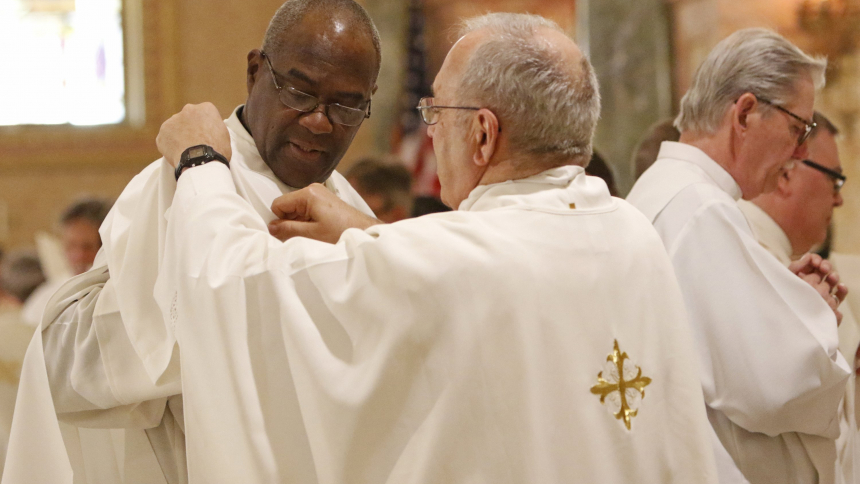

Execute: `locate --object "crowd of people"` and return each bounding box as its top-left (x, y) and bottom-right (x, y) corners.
top-left (0, 1), bottom-right (857, 483)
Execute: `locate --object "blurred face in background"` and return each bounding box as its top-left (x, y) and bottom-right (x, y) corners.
top-left (62, 218), bottom-right (101, 275)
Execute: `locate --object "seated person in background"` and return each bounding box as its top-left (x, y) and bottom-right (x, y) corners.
top-left (20, 197), bottom-right (112, 326)
top-left (0, 250), bottom-right (46, 307)
top-left (0, 250), bottom-right (44, 476)
top-left (345, 157), bottom-right (414, 222)
top-left (152, 12), bottom-right (718, 483)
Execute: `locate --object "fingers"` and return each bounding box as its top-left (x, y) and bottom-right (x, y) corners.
top-left (267, 219), bottom-right (316, 242)
top-left (156, 103), bottom-right (231, 168)
top-left (833, 283), bottom-right (848, 305)
top-left (271, 188), bottom-right (313, 221)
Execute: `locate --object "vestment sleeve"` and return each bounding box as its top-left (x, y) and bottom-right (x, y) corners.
top-left (41, 159), bottom-right (181, 427)
top-left (668, 200), bottom-right (850, 438)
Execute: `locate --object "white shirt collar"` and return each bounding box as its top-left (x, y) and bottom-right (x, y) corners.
top-left (737, 199), bottom-right (794, 265)
top-left (458, 165), bottom-right (613, 212)
top-left (657, 142), bottom-right (743, 201)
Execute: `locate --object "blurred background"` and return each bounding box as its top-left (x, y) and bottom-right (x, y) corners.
top-left (0, 0), bottom-right (858, 254)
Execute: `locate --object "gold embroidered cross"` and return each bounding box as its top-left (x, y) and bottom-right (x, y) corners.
top-left (590, 339), bottom-right (652, 430)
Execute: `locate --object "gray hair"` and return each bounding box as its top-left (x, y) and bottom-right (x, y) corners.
top-left (262, 0), bottom-right (382, 72)
top-left (676, 28), bottom-right (826, 134)
top-left (456, 13), bottom-right (601, 166)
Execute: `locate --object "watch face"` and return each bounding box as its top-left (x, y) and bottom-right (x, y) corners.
top-left (189, 147), bottom-right (206, 159)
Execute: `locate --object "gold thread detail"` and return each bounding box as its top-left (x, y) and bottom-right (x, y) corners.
top-left (590, 339), bottom-right (652, 430)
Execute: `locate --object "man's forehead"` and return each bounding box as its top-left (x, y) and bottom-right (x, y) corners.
top-left (808, 131), bottom-right (842, 169)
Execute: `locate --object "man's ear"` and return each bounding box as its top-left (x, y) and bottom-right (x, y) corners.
top-left (247, 49), bottom-right (263, 96)
top-left (472, 108), bottom-right (499, 167)
top-left (776, 166), bottom-right (794, 197)
top-left (733, 92), bottom-right (758, 134)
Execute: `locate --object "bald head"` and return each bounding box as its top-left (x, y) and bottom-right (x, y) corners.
top-left (452, 13), bottom-right (600, 166)
top-left (263, 0), bottom-right (381, 74)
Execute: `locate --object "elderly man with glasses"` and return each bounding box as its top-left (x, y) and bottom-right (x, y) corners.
top-left (147, 12), bottom-right (720, 483)
top-left (738, 112), bottom-right (857, 483)
top-left (627, 29), bottom-right (852, 484)
top-left (3, 1), bottom-right (382, 483)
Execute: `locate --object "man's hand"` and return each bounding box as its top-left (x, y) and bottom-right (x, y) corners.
top-left (156, 103), bottom-right (232, 168)
top-left (269, 184), bottom-right (382, 243)
top-left (789, 253), bottom-right (849, 325)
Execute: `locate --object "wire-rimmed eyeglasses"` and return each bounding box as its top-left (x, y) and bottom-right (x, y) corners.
top-left (261, 51), bottom-right (371, 127)
top-left (757, 97), bottom-right (816, 147)
top-left (416, 97), bottom-right (480, 125)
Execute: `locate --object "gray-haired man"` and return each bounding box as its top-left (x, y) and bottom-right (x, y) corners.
top-left (628, 29), bottom-right (851, 484)
top-left (152, 12), bottom-right (719, 483)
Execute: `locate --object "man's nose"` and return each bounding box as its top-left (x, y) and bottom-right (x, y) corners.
top-left (792, 142), bottom-right (808, 160)
top-left (427, 124), bottom-right (436, 138)
top-left (298, 105), bottom-right (334, 135)
top-left (835, 190), bottom-right (844, 207)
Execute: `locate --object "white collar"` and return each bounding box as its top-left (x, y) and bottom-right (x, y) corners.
top-left (657, 142), bottom-right (743, 201)
top-left (458, 165), bottom-right (613, 212)
top-left (737, 199), bottom-right (794, 265)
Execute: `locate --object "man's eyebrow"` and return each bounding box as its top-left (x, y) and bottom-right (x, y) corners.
top-left (286, 68), bottom-right (316, 86)
top-left (285, 68), bottom-right (367, 103)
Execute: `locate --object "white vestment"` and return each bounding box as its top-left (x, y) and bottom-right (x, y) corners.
top-left (157, 162), bottom-right (719, 483)
top-left (627, 141), bottom-right (852, 484)
top-left (738, 199), bottom-right (860, 483)
top-left (1, 106), bottom-right (372, 484)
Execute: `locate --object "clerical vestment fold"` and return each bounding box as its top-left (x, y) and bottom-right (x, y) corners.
top-left (627, 141), bottom-right (852, 484)
top-left (159, 163), bottom-right (720, 483)
top-left (1, 106), bottom-right (372, 484)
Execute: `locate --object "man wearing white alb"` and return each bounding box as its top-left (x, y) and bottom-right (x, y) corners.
top-left (2, 1), bottom-right (380, 483)
top-left (152, 13), bottom-right (719, 484)
top-left (627, 29), bottom-right (852, 484)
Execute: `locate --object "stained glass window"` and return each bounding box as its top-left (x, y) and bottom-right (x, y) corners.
top-left (0, 0), bottom-right (125, 126)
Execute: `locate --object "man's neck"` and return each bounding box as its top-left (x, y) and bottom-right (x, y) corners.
top-left (478, 156), bottom-right (571, 187)
top-left (237, 105), bottom-right (253, 136)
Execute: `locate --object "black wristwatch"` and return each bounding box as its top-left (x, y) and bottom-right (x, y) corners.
top-left (175, 145), bottom-right (230, 181)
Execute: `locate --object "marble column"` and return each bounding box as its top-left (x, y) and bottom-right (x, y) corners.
top-left (576, 0), bottom-right (674, 195)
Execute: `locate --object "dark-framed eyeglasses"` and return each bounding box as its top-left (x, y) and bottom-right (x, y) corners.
top-left (757, 97), bottom-right (816, 147)
top-left (802, 159), bottom-right (846, 193)
top-left (416, 97), bottom-right (480, 125)
top-left (261, 51), bottom-right (371, 127)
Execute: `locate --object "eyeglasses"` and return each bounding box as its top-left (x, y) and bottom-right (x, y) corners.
top-left (802, 159), bottom-right (846, 193)
top-left (757, 97), bottom-right (816, 146)
top-left (416, 97), bottom-right (480, 125)
top-left (261, 51), bottom-right (371, 127)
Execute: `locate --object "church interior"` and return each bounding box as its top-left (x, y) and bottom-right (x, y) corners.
top-left (0, 0), bottom-right (858, 253)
